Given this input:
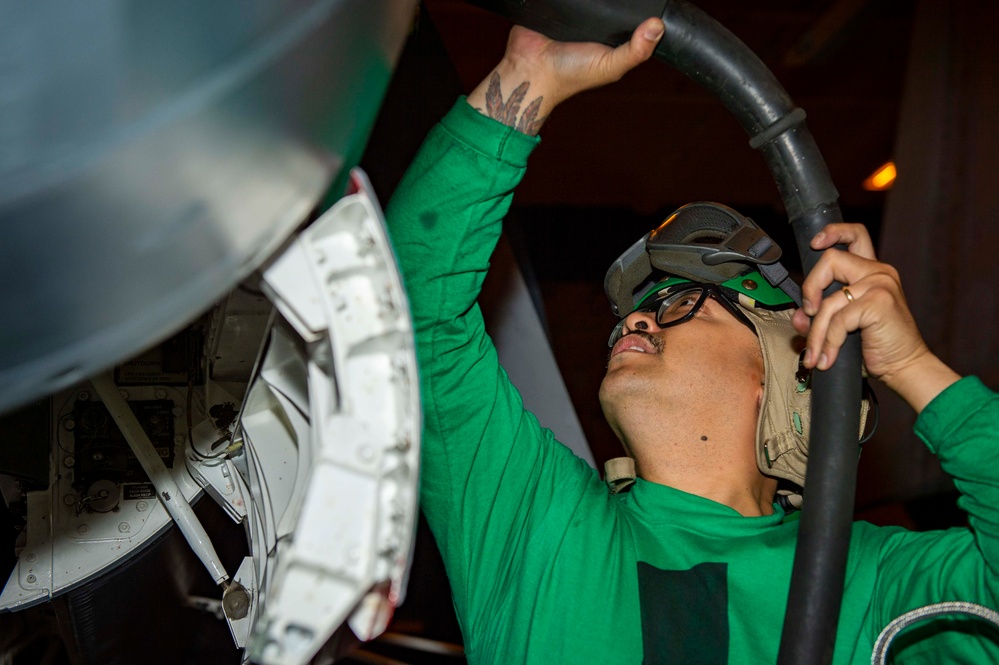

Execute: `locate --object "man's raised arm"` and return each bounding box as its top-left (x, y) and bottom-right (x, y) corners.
top-left (793, 224), bottom-right (998, 640)
top-left (383, 19), bottom-right (663, 633)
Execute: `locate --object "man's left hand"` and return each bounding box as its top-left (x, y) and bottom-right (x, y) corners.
top-left (791, 223), bottom-right (960, 413)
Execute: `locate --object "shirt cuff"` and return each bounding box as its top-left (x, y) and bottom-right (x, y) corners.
top-left (438, 96), bottom-right (540, 168)
top-left (914, 376), bottom-right (993, 453)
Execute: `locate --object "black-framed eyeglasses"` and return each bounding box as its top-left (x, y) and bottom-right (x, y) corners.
top-left (607, 283), bottom-right (757, 347)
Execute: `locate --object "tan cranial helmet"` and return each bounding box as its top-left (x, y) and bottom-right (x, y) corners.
top-left (602, 202), bottom-right (871, 507)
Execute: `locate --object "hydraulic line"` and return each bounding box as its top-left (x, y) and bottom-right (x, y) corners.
top-left (466, 2), bottom-right (865, 663)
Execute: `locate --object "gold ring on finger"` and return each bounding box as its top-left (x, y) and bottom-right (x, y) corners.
top-left (842, 286), bottom-right (855, 303)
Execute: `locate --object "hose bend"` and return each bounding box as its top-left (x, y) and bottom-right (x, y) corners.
top-left (466, 2), bottom-right (866, 663)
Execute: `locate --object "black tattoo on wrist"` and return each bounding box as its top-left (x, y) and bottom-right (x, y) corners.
top-left (483, 71), bottom-right (547, 136)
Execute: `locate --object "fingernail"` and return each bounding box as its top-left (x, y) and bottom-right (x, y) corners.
top-left (803, 298), bottom-right (814, 315)
top-left (812, 231), bottom-right (825, 246)
top-left (645, 23), bottom-right (664, 41)
top-left (818, 353), bottom-right (829, 370)
top-left (803, 349), bottom-right (813, 367)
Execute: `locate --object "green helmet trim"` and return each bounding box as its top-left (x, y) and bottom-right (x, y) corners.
top-left (632, 270), bottom-right (795, 313)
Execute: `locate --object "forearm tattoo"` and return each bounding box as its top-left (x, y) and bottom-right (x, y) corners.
top-left (481, 71), bottom-right (546, 136)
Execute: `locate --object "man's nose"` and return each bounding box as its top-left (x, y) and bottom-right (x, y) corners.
top-left (622, 309), bottom-right (660, 335)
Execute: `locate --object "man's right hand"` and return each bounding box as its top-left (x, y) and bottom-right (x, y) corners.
top-left (466, 18), bottom-right (665, 135)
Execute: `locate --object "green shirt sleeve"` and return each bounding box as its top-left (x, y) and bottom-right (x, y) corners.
top-left (916, 376), bottom-right (999, 577)
top-left (867, 377), bottom-right (999, 661)
top-left (384, 99), bottom-right (604, 638)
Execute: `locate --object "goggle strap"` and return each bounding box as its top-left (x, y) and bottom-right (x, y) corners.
top-left (759, 262), bottom-right (802, 307)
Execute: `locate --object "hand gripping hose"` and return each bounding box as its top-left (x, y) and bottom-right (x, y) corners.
top-left (466, 2), bottom-right (866, 664)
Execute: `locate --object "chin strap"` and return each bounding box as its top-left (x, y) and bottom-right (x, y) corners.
top-left (776, 492), bottom-right (803, 512)
top-left (605, 457), bottom-right (637, 494)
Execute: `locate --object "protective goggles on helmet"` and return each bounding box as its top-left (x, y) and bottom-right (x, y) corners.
top-left (607, 272), bottom-right (794, 347)
top-left (604, 202), bottom-right (801, 318)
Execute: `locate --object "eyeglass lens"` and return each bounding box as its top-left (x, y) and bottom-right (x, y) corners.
top-left (655, 287), bottom-right (707, 325)
top-left (607, 286), bottom-right (707, 347)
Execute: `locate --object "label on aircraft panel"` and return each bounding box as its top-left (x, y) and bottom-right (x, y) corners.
top-left (123, 483), bottom-right (156, 500)
top-left (72, 400), bottom-right (176, 491)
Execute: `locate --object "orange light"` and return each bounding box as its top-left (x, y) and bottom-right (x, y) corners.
top-left (863, 161), bottom-right (896, 191)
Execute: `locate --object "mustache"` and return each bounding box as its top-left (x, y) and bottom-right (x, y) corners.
top-left (607, 330), bottom-right (664, 364)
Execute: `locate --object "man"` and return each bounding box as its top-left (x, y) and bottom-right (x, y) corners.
top-left (385, 17), bottom-right (999, 663)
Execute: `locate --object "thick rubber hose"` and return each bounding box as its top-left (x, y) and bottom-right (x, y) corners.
top-left (466, 2), bottom-right (866, 664)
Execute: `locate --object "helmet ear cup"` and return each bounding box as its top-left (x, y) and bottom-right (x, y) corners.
top-left (748, 307), bottom-right (810, 488)
top-left (745, 306), bottom-right (871, 507)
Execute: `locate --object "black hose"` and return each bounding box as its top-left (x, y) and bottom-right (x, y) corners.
top-left (466, 2), bottom-right (865, 664)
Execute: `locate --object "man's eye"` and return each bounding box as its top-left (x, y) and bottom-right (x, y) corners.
top-left (664, 295), bottom-right (698, 314)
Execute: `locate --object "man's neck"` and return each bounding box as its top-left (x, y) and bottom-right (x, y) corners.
top-left (614, 410), bottom-right (776, 517)
top-left (639, 459), bottom-right (777, 517)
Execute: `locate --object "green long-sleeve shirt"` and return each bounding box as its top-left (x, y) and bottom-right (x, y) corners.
top-left (385, 98), bottom-right (999, 663)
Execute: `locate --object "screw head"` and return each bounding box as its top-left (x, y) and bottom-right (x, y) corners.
top-left (222, 583), bottom-right (252, 620)
top-left (136, 501), bottom-right (148, 512)
top-left (118, 522), bottom-right (130, 533)
top-left (25, 574), bottom-right (36, 584)
top-left (26, 553), bottom-right (36, 563)
top-left (78, 524), bottom-right (90, 535)
top-left (741, 279), bottom-right (758, 291)
top-left (77, 390), bottom-right (90, 402)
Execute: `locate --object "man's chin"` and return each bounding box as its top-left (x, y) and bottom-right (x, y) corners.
top-left (598, 377), bottom-right (641, 447)
top-left (598, 370), bottom-right (636, 417)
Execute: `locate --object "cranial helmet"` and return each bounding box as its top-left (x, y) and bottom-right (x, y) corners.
top-left (602, 202), bottom-right (870, 508)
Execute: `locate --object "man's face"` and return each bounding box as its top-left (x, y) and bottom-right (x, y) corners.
top-left (598, 294), bottom-right (765, 442)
